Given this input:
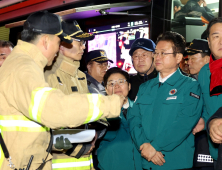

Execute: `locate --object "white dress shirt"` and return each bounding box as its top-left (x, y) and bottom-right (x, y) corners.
top-left (159, 70), bottom-right (177, 83)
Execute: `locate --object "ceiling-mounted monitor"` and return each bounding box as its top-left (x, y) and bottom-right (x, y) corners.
top-left (88, 19), bottom-right (149, 74)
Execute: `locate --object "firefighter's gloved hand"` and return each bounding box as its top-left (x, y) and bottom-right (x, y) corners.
top-left (54, 136), bottom-right (72, 150)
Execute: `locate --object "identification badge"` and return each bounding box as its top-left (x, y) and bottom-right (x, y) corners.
top-left (166, 96), bottom-right (177, 100)
top-left (190, 92), bottom-right (200, 99)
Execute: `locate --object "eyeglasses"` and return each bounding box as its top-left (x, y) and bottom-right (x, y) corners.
top-left (95, 62), bottom-right (110, 68)
top-left (153, 52), bottom-right (178, 58)
top-left (132, 52), bottom-right (152, 60)
top-left (107, 79), bottom-right (127, 87)
top-left (0, 53), bottom-right (6, 56)
top-left (73, 39), bottom-right (86, 46)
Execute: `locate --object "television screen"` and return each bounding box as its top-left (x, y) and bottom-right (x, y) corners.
top-left (88, 19), bottom-right (149, 74)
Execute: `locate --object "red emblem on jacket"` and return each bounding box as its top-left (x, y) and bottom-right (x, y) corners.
top-left (169, 89), bottom-right (177, 95)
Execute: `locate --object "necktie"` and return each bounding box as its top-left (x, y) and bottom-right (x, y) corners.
top-left (122, 109), bottom-right (127, 119)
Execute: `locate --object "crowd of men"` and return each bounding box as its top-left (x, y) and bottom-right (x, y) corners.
top-left (1, 9), bottom-right (222, 170)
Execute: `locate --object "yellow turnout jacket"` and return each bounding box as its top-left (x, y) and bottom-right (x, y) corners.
top-left (0, 40), bottom-right (121, 170)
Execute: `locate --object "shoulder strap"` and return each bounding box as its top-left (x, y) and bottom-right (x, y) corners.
top-left (0, 129), bottom-right (53, 170)
top-left (0, 133), bottom-right (9, 158)
top-left (36, 129), bottom-right (53, 170)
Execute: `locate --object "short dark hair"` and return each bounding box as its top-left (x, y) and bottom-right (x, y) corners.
top-left (104, 67), bottom-right (130, 87)
top-left (201, 52), bottom-right (210, 58)
top-left (174, 0), bottom-right (182, 7)
top-left (206, 17), bottom-right (222, 37)
top-left (86, 60), bottom-right (94, 72)
top-left (21, 21), bottom-right (42, 42)
top-left (201, 30), bottom-right (207, 40)
top-left (0, 40), bottom-right (14, 48)
top-left (156, 31), bottom-right (186, 55)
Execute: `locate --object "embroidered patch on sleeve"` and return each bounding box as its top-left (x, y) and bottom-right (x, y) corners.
top-left (71, 86), bottom-right (78, 92)
top-left (78, 77), bottom-right (85, 80)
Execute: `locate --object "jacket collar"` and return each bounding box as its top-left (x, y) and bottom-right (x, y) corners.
top-left (128, 98), bottom-right (134, 108)
top-left (55, 52), bottom-right (80, 77)
top-left (17, 40), bottom-right (48, 69)
top-left (152, 68), bottom-right (181, 86)
top-left (85, 71), bottom-right (105, 91)
top-left (136, 69), bottom-right (158, 82)
top-left (122, 98), bottom-right (134, 109)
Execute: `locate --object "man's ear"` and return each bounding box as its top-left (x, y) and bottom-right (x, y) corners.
top-left (42, 35), bottom-right (49, 50)
top-left (128, 83), bottom-right (131, 91)
top-left (207, 37), bottom-right (211, 50)
top-left (205, 55), bottom-right (210, 64)
top-left (176, 53), bottom-right (183, 64)
top-left (59, 45), bottom-right (65, 54)
top-left (87, 64), bottom-right (92, 73)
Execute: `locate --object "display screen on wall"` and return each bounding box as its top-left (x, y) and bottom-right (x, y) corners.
top-left (88, 19), bottom-right (149, 74)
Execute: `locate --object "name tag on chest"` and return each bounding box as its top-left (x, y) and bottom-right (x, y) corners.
top-left (166, 96), bottom-right (177, 100)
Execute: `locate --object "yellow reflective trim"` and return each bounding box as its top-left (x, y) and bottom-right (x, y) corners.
top-left (0, 115), bottom-right (32, 121)
top-left (0, 115), bottom-right (50, 132)
top-left (36, 89), bottom-right (52, 123)
top-left (29, 88), bottom-right (38, 120)
top-left (0, 126), bottom-right (49, 132)
top-left (55, 30), bottom-right (63, 36)
top-left (94, 95), bottom-right (103, 122)
top-left (52, 165), bottom-right (93, 170)
top-left (52, 155), bottom-right (93, 170)
top-left (84, 94), bottom-right (104, 124)
top-left (29, 87), bottom-right (54, 123)
top-left (52, 155), bottom-right (92, 163)
top-left (84, 94), bottom-right (94, 124)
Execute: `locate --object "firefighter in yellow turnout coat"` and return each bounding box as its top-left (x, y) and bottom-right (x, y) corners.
top-left (0, 11), bottom-right (122, 170)
top-left (44, 20), bottom-right (97, 170)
